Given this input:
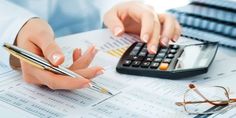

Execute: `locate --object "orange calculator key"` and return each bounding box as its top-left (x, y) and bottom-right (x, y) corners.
top-left (159, 63), bottom-right (169, 70)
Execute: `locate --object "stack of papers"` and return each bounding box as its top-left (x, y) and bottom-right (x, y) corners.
top-left (0, 29), bottom-right (236, 118)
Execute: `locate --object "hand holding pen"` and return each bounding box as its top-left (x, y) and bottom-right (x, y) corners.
top-left (4, 43), bottom-right (112, 95)
top-left (10, 19), bottom-right (107, 92)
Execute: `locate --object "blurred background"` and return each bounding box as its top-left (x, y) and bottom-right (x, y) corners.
top-left (146, 0), bottom-right (190, 12)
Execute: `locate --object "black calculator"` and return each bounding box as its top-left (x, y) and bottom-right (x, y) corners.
top-left (116, 42), bottom-right (219, 79)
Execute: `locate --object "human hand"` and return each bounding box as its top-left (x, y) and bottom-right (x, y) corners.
top-left (104, 1), bottom-right (181, 54)
top-left (15, 18), bottom-right (104, 90)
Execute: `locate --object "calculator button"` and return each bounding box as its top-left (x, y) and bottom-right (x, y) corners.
top-left (163, 58), bottom-right (172, 63)
top-left (128, 55), bottom-right (138, 60)
top-left (169, 49), bottom-right (177, 54)
top-left (159, 63), bottom-right (169, 70)
top-left (167, 54), bottom-right (174, 58)
top-left (129, 50), bottom-right (139, 56)
top-left (159, 48), bottom-right (168, 53)
top-left (130, 45), bottom-right (142, 55)
top-left (141, 62), bottom-right (151, 68)
top-left (132, 61), bottom-right (141, 67)
top-left (142, 44), bottom-right (147, 49)
top-left (138, 51), bottom-right (147, 56)
top-left (156, 53), bottom-right (166, 58)
top-left (154, 58), bottom-right (162, 62)
top-left (127, 56), bottom-right (144, 61)
top-left (133, 46), bottom-right (141, 50)
top-left (150, 62), bottom-right (159, 69)
top-left (123, 60), bottom-right (132, 66)
top-left (170, 45), bottom-right (179, 49)
top-left (136, 42), bottom-right (143, 46)
top-left (147, 54), bottom-right (155, 58)
top-left (140, 47), bottom-right (147, 52)
top-left (145, 57), bottom-right (154, 62)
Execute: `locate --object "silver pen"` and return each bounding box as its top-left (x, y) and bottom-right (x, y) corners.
top-left (3, 43), bottom-right (113, 95)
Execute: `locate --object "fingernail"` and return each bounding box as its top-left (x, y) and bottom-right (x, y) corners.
top-left (114, 26), bottom-right (123, 36)
top-left (96, 69), bottom-right (104, 76)
top-left (161, 37), bottom-right (169, 46)
top-left (52, 53), bottom-right (62, 64)
top-left (77, 48), bottom-right (82, 55)
top-left (173, 35), bottom-right (179, 42)
top-left (91, 45), bottom-right (98, 55)
top-left (92, 49), bottom-right (98, 55)
top-left (88, 45), bottom-right (94, 52)
top-left (150, 45), bottom-right (157, 54)
top-left (142, 34), bottom-right (149, 43)
top-left (81, 84), bottom-right (90, 88)
top-left (77, 48), bottom-right (81, 52)
top-left (74, 48), bottom-right (81, 54)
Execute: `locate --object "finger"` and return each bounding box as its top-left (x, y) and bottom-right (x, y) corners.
top-left (125, 4), bottom-right (157, 43)
top-left (31, 34), bottom-right (64, 66)
top-left (159, 14), bottom-right (176, 45)
top-left (173, 20), bottom-right (182, 42)
top-left (22, 59), bottom-right (91, 90)
top-left (104, 8), bottom-right (125, 36)
top-left (20, 62), bottom-right (45, 85)
top-left (73, 48), bottom-right (82, 62)
top-left (70, 45), bottom-right (97, 70)
top-left (125, 5), bottom-right (161, 53)
top-left (36, 68), bottom-right (91, 90)
top-left (147, 18), bottom-right (161, 54)
top-left (140, 12), bottom-right (155, 43)
top-left (74, 66), bottom-right (104, 79)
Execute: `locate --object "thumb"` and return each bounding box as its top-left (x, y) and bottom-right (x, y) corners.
top-left (45, 42), bottom-right (64, 66)
top-left (35, 38), bottom-right (64, 66)
top-left (17, 18), bottom-right (64, 66)
top-left (104, 10), bottom-right (125, 36)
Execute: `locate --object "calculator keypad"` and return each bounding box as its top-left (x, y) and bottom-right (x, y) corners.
top-left (117, 41), bottom-right (219, 79)
top-left (122, 43), bottom-right (179, 70)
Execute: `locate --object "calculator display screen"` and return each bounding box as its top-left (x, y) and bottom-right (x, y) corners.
top-left (175, 44), bottom-right (211, 70)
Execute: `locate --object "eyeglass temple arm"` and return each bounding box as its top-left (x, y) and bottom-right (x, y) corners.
top-left (175, 100), bottom-right (229, 106)
top-left (229, 98), bottom-right (236, 103)
top-left (176, 98), bottom-right (236, 106)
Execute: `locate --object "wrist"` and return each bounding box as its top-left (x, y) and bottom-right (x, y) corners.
top-left (10, 17), bottom-right (40, 69)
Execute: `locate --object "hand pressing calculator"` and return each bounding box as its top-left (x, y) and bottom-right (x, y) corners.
top-left (116, 42), bottom-right (219, 79)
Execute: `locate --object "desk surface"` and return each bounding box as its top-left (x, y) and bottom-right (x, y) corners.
top-left (0, 28), bottom-right (236, 118)
top-left (218, 46), bottom-right (236, 57)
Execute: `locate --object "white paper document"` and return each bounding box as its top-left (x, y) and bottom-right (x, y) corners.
top-left (0, 29), bottom-right (236, 118)
top-left (210, 104), bottom-right (236, 118)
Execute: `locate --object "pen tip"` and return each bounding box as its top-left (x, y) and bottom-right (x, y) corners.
top-left (107, 91), bottom-right (113, 96)
top-left (100, 88), bottom-right (113, 96)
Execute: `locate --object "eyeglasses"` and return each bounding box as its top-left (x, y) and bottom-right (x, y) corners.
top-left (175, 84), bottom-right (236, 115)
